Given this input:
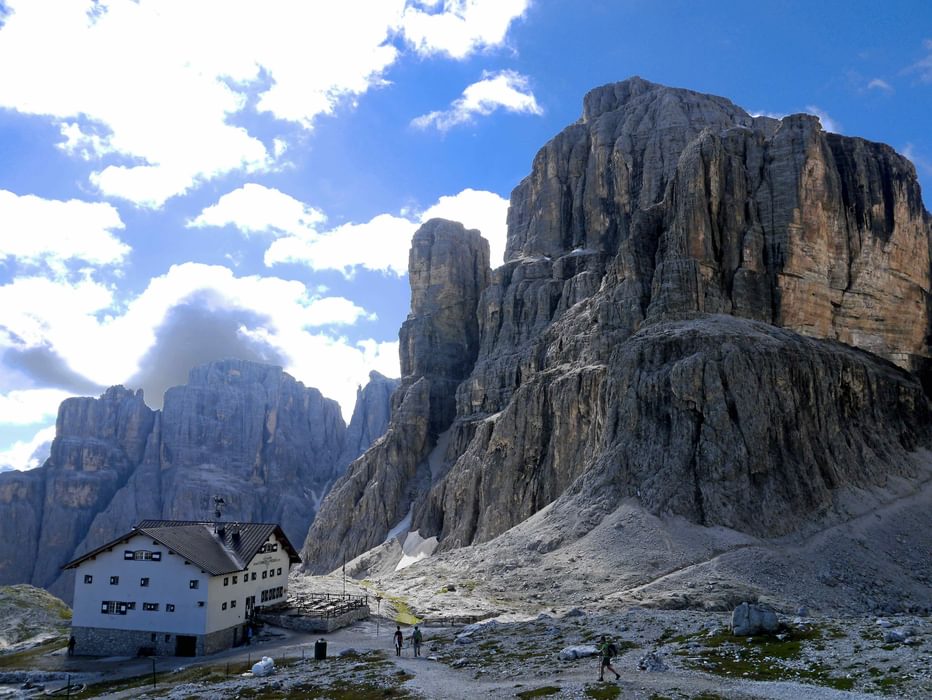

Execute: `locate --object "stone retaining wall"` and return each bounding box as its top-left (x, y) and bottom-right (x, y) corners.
top-left (259, 605), bottom-right (369, 633)
top-left (72, 624), bottom-right (243, 657)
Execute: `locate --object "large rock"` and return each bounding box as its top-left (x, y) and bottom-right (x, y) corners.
top-left (732, 602), bottom-right (779, 636)
top-left (302, 219), bottom-right (490, 572)
top-left (338, 371), bottom-right (399, 469)
top-left (308, 78), bottom-right (932, 571)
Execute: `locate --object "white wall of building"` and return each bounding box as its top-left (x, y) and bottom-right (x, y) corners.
top-left (205, 531), bottom-right (292, 634)
top-left (71, 533), bottom-right (208, 635)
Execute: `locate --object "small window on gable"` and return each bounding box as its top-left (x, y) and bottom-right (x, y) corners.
top-left (189, 580), bottom-right (199, 589)
top-left (110, 576), bottom-right (119, 585)
top-left (232, 575), bottom-right (238, 584)
top-left (252, 572), bottom-right (256, 581)
top-left (166, 604), bottom-right (175, 612)
top-left (231, 599), bottom-right (236, 608)
top-left (222, 602), bottom-right (227, 610)
top-left (277, 568), bottom-right (282, 576)
top-left (84, 574), bottom-right (93, 584)
top-left (223, 577), bottom-right (229, 586)
top-left (140, 577), bottom-right (149, 587)
top-left (262, 570), bottom-right (267, 579)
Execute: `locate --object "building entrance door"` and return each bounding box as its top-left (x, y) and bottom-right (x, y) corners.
top-left (175, 635), bottom-right (197, 656)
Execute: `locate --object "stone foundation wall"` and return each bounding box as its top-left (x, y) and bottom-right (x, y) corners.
top-left (72, 624), bottom-right (244, 657)
top-left (73, 626), bottom-right (177, 657)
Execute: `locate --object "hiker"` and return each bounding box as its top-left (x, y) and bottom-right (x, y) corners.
top-left (393, 625), bottom-right (403, 656)
top-left (67, 635), bottom-right (76, 656)
top-left (411, 625), bottom-right (423, 657)
top-left (597, 635), bottom-right (620, 681)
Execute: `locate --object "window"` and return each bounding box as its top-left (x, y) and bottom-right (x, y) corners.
top-left (150, 633), bottom-right (156, 642)
top-left (140, 577), bottom-right (149, 587)
top-left (223, 577), bottom-right (229, 586)
top-left (109, 576), bottom-right (119, 585)
top-left (143, 602), bottom-right (159, 611)
top-left (277, 568), bottom-right (282, 576)
top-left (232, 575), bottom-right (238, 584)
top-left (100, 601), bottom-right (128, 615)
top-left (124, 550), bottom-right (162, 561)
top-left (84, 575), bottom-right (93, 584)
top-left (222, 602), bottom-right (227, 610)
top-left (166, 604), bottom-right (175, 612)
top-left (262, 570), bottom-right (267, 579)
top-left (165, 634), bottom-right (171, 642)
top-left (126, 602), bottom-right (136, 610)
top-left (197, 601), bottom-right (205, 607)
top-left (231, 599), bottom-right (236, 608)
top-left (189, 580), bottom-right (199, 589)
top-left (251, 572), bottom-right (256, 581)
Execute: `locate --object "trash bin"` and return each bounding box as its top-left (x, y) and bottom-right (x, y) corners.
top-left (314, 639), bottom-right (327, 660)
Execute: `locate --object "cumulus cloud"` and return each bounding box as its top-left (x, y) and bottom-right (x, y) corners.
top-left (0, 189), bottom-right (129, 270)
top-left (195, 186), bottom-right (510, 274)
top-left (0, 264), bottom-right (389, 419)
top-left (401, 0), bottom-right (531, 58)
top-left (0, 0), bottom-right (529, 207)
top-left (804, 106), bottom-right (841, 133)
top-left (867, 78), bottom-right (894, 94)
top-left (0, 424), bottom-right (55, 471)
top-left (412, 70), bottom-right (542, 131)
top-left (188, 183), bottom-right (326, 236)
top-left (0, 389), bottom-right (72, 425)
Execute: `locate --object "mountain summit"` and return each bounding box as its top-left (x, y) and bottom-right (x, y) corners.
top-left (303, 78), bottom-right (932, 614)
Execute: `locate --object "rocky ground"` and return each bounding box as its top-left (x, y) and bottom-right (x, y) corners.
top-left (0, 585), bottom-right (71, 652)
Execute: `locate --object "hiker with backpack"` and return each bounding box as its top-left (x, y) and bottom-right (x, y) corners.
top-left (393, 625), bottom-right (404, 656)
top-left (411, 625), bottom-right (423, 657)
top-left (597, 635), bottom-right (620, 681)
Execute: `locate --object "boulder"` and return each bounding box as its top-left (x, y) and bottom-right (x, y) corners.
top-left (732, 602), bottom-right (779, 636)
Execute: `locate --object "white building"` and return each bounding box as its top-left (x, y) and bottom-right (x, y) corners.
top-left (63, 520), bottom-right (301, 656)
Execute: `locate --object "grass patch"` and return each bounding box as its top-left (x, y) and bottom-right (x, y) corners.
top-left (677, 625), bottom-right (856, 690)
top-left (516, 686), bottom-right (561, 699)
top-left (584, 683), bottom-right (621, 699)
top-left (0, 636), bottom-right (67, 668)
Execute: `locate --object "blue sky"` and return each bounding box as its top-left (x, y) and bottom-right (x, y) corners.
top-left (1, 0), bottom-right (930, 470)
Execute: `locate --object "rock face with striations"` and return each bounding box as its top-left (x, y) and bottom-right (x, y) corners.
top-left (338, 371), bottom-right (400, 469)
top-left (302, 219), bottom-right (490, 572)
top-left (305, 77), bottom-right (932, 572)
top-left (0, 359), bottom-right (396, 602)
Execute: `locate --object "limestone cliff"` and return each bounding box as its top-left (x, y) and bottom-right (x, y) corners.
top-left (302, 219), bottom-right (490, 572)
top-left (0, 360), bottom-right (395, 602)
top-left (304, 78), bottom-right (932, 573)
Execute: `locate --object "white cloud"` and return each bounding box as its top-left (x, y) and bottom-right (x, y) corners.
top-left (0, 389), bottom-right (72, 425)
top-left (867, 78), bottom-right (894, 94)
top-left (420, 188), bottom-right (508, 266)
top-left (412, 70), bottom-right (542, 131)
top-left (908, 38), bottom-right (932, 82)
top-left (0, 0), bottom-right (529, 208)
top-left (902, 143), bottom-right (932, 176)
top-left (804, 105), bottom-right (841, 133)
top-left (192, 186), bottom-right (510, 274)
top-left (0, 264), bottom-right (386, 420)
top-left (0, 424), bottom-right (56, 471)
top-left (188, 183), bottom-right (326, 236)
top-left (0, 189), bottom-right (129, 270)
top-left (401, 0), bottom-right (531, 58)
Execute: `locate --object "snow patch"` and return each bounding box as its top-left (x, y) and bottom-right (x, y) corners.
top-left (384, 510), bottom-right (412, 543)
top-left (395, 529), bottom-right (438, 571)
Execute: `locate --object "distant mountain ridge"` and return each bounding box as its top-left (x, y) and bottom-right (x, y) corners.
top-left (0, 359), bottom-right (396, 603)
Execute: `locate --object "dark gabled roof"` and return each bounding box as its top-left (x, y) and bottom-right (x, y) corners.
top-left (62, 520), bottom-right (302, 575)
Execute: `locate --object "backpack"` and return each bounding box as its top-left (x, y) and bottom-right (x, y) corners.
top-left (413, 629), bottom-right (423, 643)
top-left (607, 642), bottom-right (617, 657)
